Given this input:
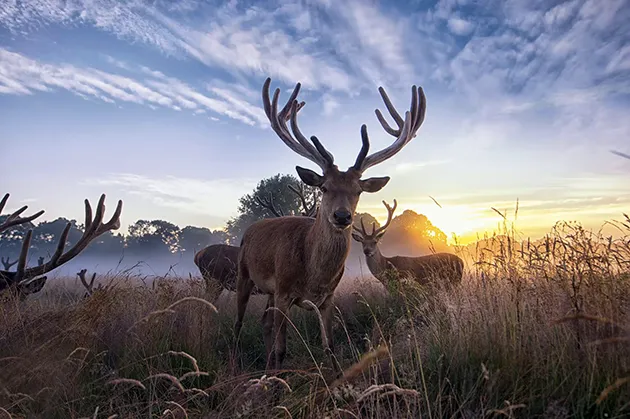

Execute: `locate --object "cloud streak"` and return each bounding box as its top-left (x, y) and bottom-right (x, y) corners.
top-left (0, 48), bottom-right (266, 125)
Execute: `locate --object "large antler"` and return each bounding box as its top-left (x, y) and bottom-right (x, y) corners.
top-left (352, 85), bottom-right (426, 173)
top-left (287, 184), bottom-right (319, 217)
top-left (255, 193), bottom-right (284, 218)
top-left (262, 77), bottom-right (335, 171)
top-left (0, 194), bottom-right (122, 294)
top-left (0, 193), bottom-right (45, 233)
top-left (353, 199), bottom-right (398, 239)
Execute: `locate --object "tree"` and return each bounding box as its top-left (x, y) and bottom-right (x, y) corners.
top-left (225, 173), bottom-right (320, 244)
top-left (380, 210), bottom-right (448, 254)
top-left (179, 226), bottom-right (228, 254)
top-left (127, 219), bottom-right (180, 255)
top-left (0, 215), bottom-right (36, 258)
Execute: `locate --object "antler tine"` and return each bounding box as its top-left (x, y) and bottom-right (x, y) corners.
top-left (353, 84), bottom-right (427, 172)
top-left (262, 77), bottom-right (334, 171)
top-left (373, 199), bottom-right (398, 237)
top-left (0, 194), bottom-right (8, 215)
top-left (0, 193), bottom-right (45, 234)
top-left (20, 195), bottom-right (122, 279)
top-left (13, 230), bottom-right (33, 284)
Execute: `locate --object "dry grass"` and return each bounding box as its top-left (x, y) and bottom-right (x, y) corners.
top-left (1, 215), bottom-right (629, 418)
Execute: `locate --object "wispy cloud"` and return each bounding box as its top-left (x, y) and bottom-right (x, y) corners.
top-left (84, 173), bottom-right (257, 217)
top-left (0, 48), bottom-right (266, 125)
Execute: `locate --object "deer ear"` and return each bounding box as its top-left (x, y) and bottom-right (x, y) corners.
top-left (360, 176), bottom-right (390, 193)
top-left (296, 166), bottom-right (324, 187)
top-left (351, 231), bottom-right (364, 242)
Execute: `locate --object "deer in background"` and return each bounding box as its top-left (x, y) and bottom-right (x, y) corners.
top-left (194, 182), bottom-right (319, 299)
top-left (235, 77), bottom-right (427, 372)
top-left (352, 200), bottom-right (464, 288)
top-left (0, 193), bottom-right (123, 299)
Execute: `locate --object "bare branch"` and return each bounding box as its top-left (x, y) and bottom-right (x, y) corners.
top-left (287, 184), bottom-right (319, 217)
top-left (255, 193), bottom-right (284, 218)
top-left (1, 256), bottom-right (17, 270)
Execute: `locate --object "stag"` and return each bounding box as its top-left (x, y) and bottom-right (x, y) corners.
top-left (0, 193), bottom-right (122, 299)
top-left (234, 77), bottom-right (427, 371)
top-left (352, 200), bottom-right (464, 288)
top-left (194, 183), bottom-right (319, 299)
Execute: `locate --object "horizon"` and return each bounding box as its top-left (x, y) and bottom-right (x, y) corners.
top-left (2, 0), bottom-right (629, 246)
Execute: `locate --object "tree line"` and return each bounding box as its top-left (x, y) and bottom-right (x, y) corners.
top-left (0, 174), bottom-right (449, 265)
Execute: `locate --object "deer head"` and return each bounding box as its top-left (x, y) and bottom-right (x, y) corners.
top-left (352, 199), bottom-right (397, 257)
top-left (262, 78), bottom-right (425, 232)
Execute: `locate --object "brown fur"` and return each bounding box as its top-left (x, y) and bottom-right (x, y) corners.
top-left (234, 77), bottom-right (427, 373)
top-left (365, 249), bottom-right (464, 287)
top-left (193, 244), bottom-right (263, 295)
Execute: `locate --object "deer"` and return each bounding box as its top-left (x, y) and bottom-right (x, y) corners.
top-left (234, 76), bottom-right (427, 372)
top-left (194, 183), bottom-right (320, 299)
top-left (352, 200), bottom-right (464, 288)
top-left (0, 193), bottom-right (122, 300)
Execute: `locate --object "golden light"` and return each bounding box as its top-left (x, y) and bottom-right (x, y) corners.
top-left (409, 204), bottom-right (495, 245)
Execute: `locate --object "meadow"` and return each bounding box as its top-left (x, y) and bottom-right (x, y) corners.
top-left (1, 216), bottom-right (629, 418)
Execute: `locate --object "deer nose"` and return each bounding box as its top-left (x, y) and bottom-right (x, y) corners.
top-left (333, 209), bottom-right (352, 226)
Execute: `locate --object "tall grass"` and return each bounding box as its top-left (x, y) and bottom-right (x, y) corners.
top-left (1, 215), bottom-right (629, 418)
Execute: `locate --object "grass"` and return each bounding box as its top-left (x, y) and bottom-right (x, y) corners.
top-left (1, 215), bottom-right (629, 418)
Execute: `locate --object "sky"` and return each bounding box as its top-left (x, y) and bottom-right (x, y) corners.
top-left (1, 0), bottom-right (629, 245)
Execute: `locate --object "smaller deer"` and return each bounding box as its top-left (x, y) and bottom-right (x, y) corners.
top-left (195, 184), bottom-right (320, 299)
top-left (194, 244), bottom-right (264, 299)
top-left (76, 268), bottom-right (109, 297)
top-left (352, 200), bottom-right (464, 288)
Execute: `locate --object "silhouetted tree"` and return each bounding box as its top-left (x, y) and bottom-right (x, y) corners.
top-left (225, 173), bottom-right (320, 244)
top-left (127, 219), bottom-right (180, 255)
top-left (179, 226), bottom-right (227, 253)
top-left (380, 210), bottom-right (448, 254)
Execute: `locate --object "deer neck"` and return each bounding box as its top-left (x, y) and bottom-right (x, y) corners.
top-left (365, 246), bottom-right (388, 279)
top-left (305, 214), bottom-right (351, 285)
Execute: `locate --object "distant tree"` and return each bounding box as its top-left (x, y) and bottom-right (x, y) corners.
top-left (380, 210), bottom-right (448, 254)
top-left (353, 212), bottom-right (380, 232)
top-left (83, 231), bottom-right (125, 256)
top-left (225, 173), bottom-right (320, 244)
top-left (0, 215), bottom-right (35, 258)
top-left (127, 219), bottom-right (180, 255)
top-left (31, 218), bottom-right (83, 259)
top-left (179, 226), bottom-right (228, 254)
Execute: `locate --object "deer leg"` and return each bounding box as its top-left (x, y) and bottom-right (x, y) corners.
top-left (234, 270), bottom-right (254, 342)
top-left (269, 294), bottom-right (292, 371)
top-left (320, 295), bottom-right (342, 375)
top-left (262, 294), bottom-right (275, 359)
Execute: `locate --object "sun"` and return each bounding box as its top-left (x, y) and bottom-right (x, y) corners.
top-left (412, 205), bottom-right (490, 245)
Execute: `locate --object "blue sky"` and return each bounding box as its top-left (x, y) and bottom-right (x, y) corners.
top-left (1, 0), bottom-right (629, 243)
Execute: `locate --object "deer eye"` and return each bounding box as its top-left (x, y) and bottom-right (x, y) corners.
top-left (320, 186), bottom-right (328, 193)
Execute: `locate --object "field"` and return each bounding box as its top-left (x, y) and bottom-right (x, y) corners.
top-left (1, 218), bottom-right (630, 418)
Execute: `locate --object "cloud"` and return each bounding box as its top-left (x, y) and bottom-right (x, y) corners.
top-left (394, 159), bottom-right (450, 173)
top-left (84, 173), bottom-right (257, 217)
top-left (321, 94), bottom-right (340, 116)
top-left (0, 0), bottom-right (418, 94)
top-left (0, 48), bottom-right (266, 125)
top-left (447, 18), bottom-right (474, 36)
